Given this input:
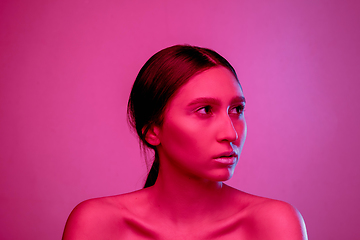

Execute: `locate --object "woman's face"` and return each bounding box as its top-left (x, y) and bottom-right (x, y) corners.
top-left (155, 66), bottom-right (247, 182)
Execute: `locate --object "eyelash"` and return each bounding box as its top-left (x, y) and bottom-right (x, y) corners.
top-left (197, 105), bottom-right (213, 115)
top-left (196, 105), bottom-right (245, 116)
top-left (230, 105), bottom-right (245, 115)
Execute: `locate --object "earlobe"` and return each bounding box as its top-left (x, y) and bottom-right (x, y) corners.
top-left (143, 125), bottom-right (161, 146)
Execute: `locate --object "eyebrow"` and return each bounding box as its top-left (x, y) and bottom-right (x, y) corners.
top-left (187, 96), bottom-right (246, 107)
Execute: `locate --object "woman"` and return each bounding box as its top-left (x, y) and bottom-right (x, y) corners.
top-left (63, 45), bottom-right (308, 240)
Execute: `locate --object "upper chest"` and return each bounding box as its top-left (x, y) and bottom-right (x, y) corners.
top-left (119, 209), bottom-right (252, 240)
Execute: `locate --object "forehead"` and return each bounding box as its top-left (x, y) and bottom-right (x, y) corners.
top-left (170, 66), bottom-right (244, 105)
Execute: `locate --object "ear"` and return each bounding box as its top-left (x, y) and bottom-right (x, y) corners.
top-left (143, 125), bottom-right (161, 146)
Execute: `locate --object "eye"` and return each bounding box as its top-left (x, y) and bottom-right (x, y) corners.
top-left (196, 105), bottom-right (213, 115)
top-left (229, 104), bottom-right (245, 115)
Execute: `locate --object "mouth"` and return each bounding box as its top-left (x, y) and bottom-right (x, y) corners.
top-left (213, 151), bottom-right (238, 164)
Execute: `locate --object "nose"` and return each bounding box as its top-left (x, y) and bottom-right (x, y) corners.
top-left (217, 114), bottom-right (238, 143)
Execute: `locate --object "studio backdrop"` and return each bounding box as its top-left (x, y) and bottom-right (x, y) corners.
top-left (0, 1), bottom-right (359, 239)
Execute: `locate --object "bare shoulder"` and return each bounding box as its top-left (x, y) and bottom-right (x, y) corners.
top-left (240, 192), bottom-right (308, 240)
top-left (62, 190), bottom-right (146, 240)
top-left (62, 196), bottom-right (121, 240)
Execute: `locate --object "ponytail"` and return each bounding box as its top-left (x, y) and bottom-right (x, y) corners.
top-left (127, 45), bottom-right (240, 189)
top-left (143, 152), bottom-right (159, 188)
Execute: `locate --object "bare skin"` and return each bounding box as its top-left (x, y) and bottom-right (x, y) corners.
top-left (63, 186), bottom-right (307, 239)
top-left (63, 67), bottom-right (307, 240)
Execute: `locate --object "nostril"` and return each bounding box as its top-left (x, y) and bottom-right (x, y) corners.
top-left (218, 115), bottom-right (238, 142)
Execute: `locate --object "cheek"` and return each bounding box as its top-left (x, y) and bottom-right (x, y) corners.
top-left (161, 119), bottom-right (201, 155)
top-left (235, 119), bottom-right (247, 145)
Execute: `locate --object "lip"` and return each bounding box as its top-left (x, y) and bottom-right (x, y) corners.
top-left (213, 151), bottom-right (238, 164)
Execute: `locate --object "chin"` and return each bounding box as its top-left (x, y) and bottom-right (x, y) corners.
top-left (216, 175), bottom-right (233, 182)
top-left (207, 169), bottom-right (234, 182)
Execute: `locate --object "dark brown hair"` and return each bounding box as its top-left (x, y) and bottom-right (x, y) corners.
top-left (127, 45), bottom-right (240, 188)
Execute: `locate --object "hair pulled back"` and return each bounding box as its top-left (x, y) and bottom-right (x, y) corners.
top-left (127, 45), bottom-right (240, 188)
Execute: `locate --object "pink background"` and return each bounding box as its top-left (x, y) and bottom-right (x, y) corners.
top-left (1, 0), bottom-right (359, 239)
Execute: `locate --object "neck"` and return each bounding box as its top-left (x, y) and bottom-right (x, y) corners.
top-left (148, 164), bottom-right (231, 225)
